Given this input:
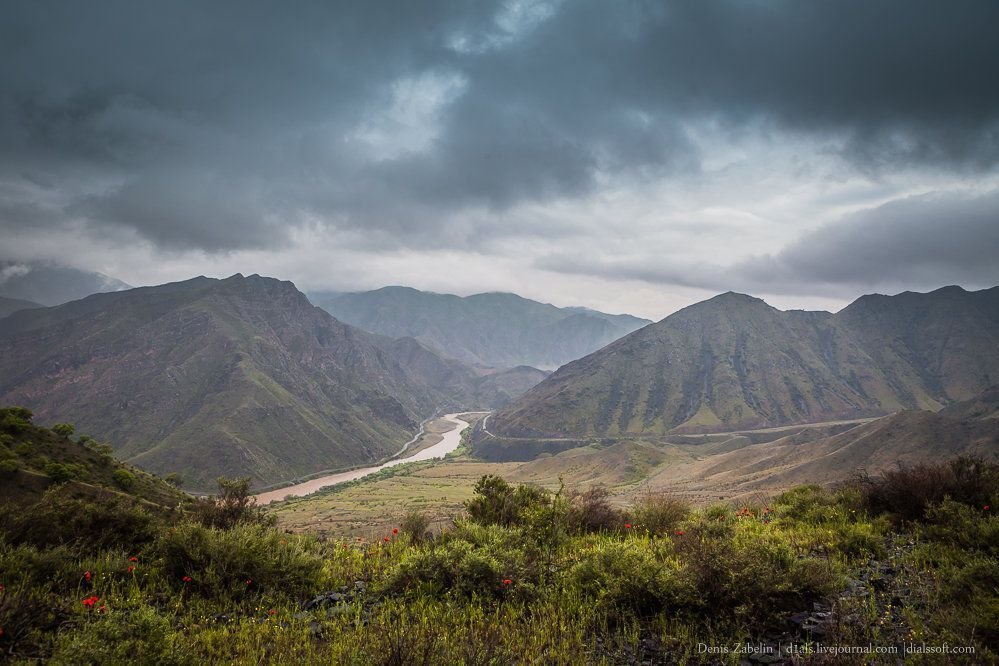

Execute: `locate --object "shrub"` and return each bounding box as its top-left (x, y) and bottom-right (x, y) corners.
top-left (381, 539), bottom-right (509, 599)
top-left (0, 459), bottom-right (18, 475)
top-left (154, 522), bottom-right (325, 599)
top-left (50, 423), bottom-right (75, 439)
top-left (164, 472), bottom-right (183, 488)
top-left (631, 491), bottom-right (690, 536)
top-left (191, 477), bottom-right (271, 529)
top-left (567, 541), bottom-right (691, 615)
top-left (0, 407), bottom-right (33, 434)
top-left (848, 457), bottom-right (999, 522)
top-left (0, 489), bottom-right (159, 550)
top-left (112, 468), bottom-right (136, 490)
top-left (465, 475), bottom-right (550, 527)
top-left (565, 486), bottom-right (626, 534)
top-left (49, 604), bottom-right (191, 666)
top-left (401, 508), bottom-right (432, 544)
top-left (44, 462), bottom-right (87, 484)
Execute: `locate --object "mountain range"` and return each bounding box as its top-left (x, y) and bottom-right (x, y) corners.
top-left (0, 261), bottom-right (132, 306)
top-left (309, 286), bottom-right (650, 369)
top-left (488, 286), bottom-right (999, 440)
top-left (0, 275), bottom-right (543, 490)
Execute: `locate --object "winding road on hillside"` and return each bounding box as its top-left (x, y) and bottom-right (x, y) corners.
top-left (253, 412), bottom-right (485, 505)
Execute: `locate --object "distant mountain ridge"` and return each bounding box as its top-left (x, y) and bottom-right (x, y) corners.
top-left (489, 286), bottom-right (999, 439)
top-left (0, 275), bottom-right (543, 491)
top-left (0, 261), bottom-right (131, 306)
top-left (309, 286), bottom-right (651, 370)
top-left (0, 296), bottom-right (42, 319)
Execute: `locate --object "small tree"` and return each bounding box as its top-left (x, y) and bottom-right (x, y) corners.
top-left (51, 423), bottom-right (75, 438)
top-left (193, 476), bottom-right (270, 529)
top-left (112, 468), bottom-right (137, 490)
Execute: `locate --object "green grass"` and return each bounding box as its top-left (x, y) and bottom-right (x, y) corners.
top-left (2, 410), bottom-right (996, 663)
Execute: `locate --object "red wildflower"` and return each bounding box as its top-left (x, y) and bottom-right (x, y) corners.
top-left (81, 595), bottom-right (100, 608)
top-left (624, 523), bottom-right (632, 529)
top-left (182, 576), bottom-right (193, 584)
top-left (674, 530), bottom-right (685, 536)
top-left (127, 566), bottom-right (134, 573)
top-left (383, 536), bottom-right (391, 542)
top-left (129, 556), bottom-right (138, 562)
top-left (245, 579), bottom-right (253, 585)
top-left (502, 579), bottom-right (512, 586)
top-left (985, 505), bottom-right (991, 511)
top-left (84, 570), bottom-right (91, 582)
top-left (268, 609), bottom-right (276, 616)
top-left (0, 584), bottom-right (5, 592)
top-left (392, 528), bottom-right (399, 534)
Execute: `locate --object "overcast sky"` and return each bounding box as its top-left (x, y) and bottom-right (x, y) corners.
top-left (1, 1), bottom-right (998, 319)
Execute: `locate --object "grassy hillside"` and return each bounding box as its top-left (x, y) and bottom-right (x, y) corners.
top-left (0, 297), bottom-right (41, 319)
top-left (0, 275), bottom-right (451, 491)
top-left (2, 435), bottom-right (996, 663)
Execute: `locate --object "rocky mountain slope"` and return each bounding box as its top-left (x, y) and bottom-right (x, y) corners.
top-left (0, 275), bottom-right (505, 490)
top-left (489, 286), bottom-right (999, 438)
top-left (310, 287), bottom-right (650, 369)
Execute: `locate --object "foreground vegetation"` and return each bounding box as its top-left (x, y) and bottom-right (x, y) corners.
top-left (1, 408), bottom-right (996, 664)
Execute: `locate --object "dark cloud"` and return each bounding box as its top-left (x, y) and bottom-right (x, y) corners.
top-left (538, 189), bottom-right (999, 297)
top-left (0, 0), bottom-right (997, 254)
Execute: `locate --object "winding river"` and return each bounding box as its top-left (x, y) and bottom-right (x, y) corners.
top-left (253, 412), bottom-right (479, 505)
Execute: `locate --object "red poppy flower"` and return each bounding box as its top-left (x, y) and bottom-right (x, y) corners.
top-left (268, 609), bottom-right (276, 616)
top-left (674, 530), bottom-right (685, 536)
top-left (624, 523), bottom-right (632, 529)
top-left (129, 556), bottom-right (138, 562)
top-left (392, 528), bottom-right (399, 534)
top-left (245, 579), bottom-right (253, 585)
top-left (81, 595), bottom-right (100, 608)
top-left (84, 571), bottom-right (91, 582)
top-left (383, 536), bottom-right (391, 542)
top-left (127, 566), bottom-right (134, 573)
top-left (182, 576), bottom-right (193, 583)
top-left (985, 505), bottom-right (991, 511)
top-left (502, 579), bottom-right (512, 586)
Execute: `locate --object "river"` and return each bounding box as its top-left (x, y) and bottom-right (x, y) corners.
top-left (253, 412), bottom-right (479, 505)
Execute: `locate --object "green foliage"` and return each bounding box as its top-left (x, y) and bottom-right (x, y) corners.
top-left (192, 477), bottom-right (271, 529)
top-left (400, 508), bottom-right (431, 544)
top-left (50, 423), bottom-right (75, 439)
top-left (164, 472), bottom-right (183, 488)
top-left (0, 406), bottom-right (34, 433)
top-left (565, 485), bottom-right (627, 534)
top-left (44, 461), bottom-right (88, 484)
top-left (0, 458), bottom-right (18, 475)
top-left (50, 604), bottom-right (192, 666)
top-left (631, 491), bottom-right (690, 536)
top-left (465, 475), bottom-right (550, 527)
top-left (567, 540), bottom-right (691, 615)
top-left (0, 489), bottom-right (160, 550)
top-left (111, 468), bottom-right (137, 490)
top-left (845, 456), bottom-right (999, 522)
top-left (153, 522), bottom-right (325, 600)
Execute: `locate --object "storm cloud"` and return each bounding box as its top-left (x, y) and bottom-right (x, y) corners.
top-left (1, 1), bottom-right (998, 316)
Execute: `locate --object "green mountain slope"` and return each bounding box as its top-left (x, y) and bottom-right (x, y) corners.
top-left (0, 275), bottom-right (465, 491)
top-left (310, 287), bottom-right (650, 370)
top-left (489, 287), bottom-right (999, 439)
